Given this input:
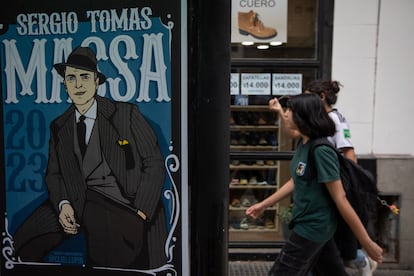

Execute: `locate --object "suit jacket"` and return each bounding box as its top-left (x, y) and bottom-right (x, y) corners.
top-left (14, 96), bottom-right (168, 268)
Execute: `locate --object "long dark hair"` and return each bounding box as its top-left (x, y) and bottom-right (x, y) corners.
top-left (304, 80), bottom-right (342, 106)
top-left (286, 93), bottom-right (335, 139)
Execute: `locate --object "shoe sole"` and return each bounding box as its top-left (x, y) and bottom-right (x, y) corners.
top-left (239, 29), bottom-right (278, 40)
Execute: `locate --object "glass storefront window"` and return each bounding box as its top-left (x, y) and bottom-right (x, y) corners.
top-left (231, 0), bottom-right (318, 59)
top-left (228, 0), bottom-right (333, 250)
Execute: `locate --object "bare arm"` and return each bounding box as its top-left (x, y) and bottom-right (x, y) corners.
top-left (246, 178), bottom-right (294, 219)
top-left (341, 147), bottom-right (357, 163)
top-left (325, 180), bottom-right (383, 263)
top-left (268, 98), bottom-right (300, 139)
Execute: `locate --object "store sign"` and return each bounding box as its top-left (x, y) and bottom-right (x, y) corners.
top-left (231, 0), bottom-right (287, 44)
top-left (230, 73), bottom-right (240, 95)
top-left (0, 1), bottom-right (187, 275)
top-left (241, 73), bottom-right (271, 95)
top-left (272, 73), bottom-right (302, 95)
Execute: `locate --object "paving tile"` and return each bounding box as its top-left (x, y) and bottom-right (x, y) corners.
top-left (228, 261), bottom-right (414, 276)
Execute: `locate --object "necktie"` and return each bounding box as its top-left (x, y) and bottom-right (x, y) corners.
top-left (77, 115), bottom-right (87, 158)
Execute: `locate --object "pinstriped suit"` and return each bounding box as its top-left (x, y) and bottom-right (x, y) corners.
top-left (13, 96), bottom-right (168, 268)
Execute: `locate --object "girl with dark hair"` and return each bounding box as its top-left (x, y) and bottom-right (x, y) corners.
top-left (304, 80), bottom-right (377, 275)
top-left (246, 94), bottom-right (383, 276)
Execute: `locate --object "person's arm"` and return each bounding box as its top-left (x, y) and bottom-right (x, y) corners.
top-left (129, 104), bottom-right (166, 221)
top-left (268, 98), bottom-right (300, 138)
top-left (329, 111), bottom-right (356, 161)
top-left (246, 178), bottom-right (294, 219)
top-left (325, 180), bottom-right (383, 263)
top-left (341, 147), bottom-right (357, 163)
top-left (44, 122), bottom-right (75, 208)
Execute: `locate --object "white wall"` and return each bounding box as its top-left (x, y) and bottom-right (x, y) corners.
top-left (331, 0), bottom-right (414, 156)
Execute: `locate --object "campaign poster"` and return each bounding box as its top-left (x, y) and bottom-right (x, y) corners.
top-left (0, 1), bottom-right (186, 275)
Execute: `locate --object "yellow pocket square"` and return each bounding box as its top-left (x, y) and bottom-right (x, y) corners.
top-left (118, 139), bottom-right (129, 146)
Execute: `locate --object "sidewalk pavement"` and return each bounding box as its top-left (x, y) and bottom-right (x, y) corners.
top-left (229, 261), bottom-right (414, 276)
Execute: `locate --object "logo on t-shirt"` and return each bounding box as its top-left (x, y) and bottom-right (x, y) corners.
top-left (343, 129), bottom-right (351, 138)
top-left (296, 162), bottom-right (306, 176)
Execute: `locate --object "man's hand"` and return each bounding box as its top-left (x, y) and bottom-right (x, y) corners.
top-left (59, 203), bottom-right (79, 235)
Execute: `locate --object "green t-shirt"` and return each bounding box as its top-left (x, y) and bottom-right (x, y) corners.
top-left (289, 140), bottom-right (340, 242)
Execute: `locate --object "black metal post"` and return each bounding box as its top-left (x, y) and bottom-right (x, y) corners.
top-left (188, 0), bottom-right (231, 275)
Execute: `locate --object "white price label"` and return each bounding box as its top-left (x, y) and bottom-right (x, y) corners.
top-left (230, 73), bottom-right (240, 95)
top-left (272, 74), bottom-right (302, 95)
top-left (241, 73), bottom-right (271, 95)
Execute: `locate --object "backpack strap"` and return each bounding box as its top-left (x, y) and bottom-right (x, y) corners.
top-left (307, 137), bottom-right (341, 186)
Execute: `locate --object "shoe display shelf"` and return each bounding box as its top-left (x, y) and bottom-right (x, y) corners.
top-left (229, 104), bottom-right (284, 243)
top-left (229, 161), bottom-right (281, 242)
top-left (230, 105), bottom-right (279, 152)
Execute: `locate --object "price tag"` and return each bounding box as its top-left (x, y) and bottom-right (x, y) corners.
top-left (241, 73), bottom-right (271, 95)
top-left (272, 74), bottom-right (302, 95)
top-left (230, 73), bottom-right (240, 95)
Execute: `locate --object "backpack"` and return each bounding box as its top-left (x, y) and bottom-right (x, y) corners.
top-left (307, 137), bottom-right (378, 228)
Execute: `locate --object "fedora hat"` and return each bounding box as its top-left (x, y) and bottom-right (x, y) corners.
top-left (54, 46), bottom-right (106, 85)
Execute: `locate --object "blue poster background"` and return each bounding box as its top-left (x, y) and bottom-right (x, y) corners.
top-left (1, 8), bottom-right (178, 272)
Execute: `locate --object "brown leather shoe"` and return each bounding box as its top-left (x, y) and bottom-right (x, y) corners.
top-left (238, 10), bottom-right (277, 39)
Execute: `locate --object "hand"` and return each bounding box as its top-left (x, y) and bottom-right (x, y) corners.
top-left (362, 240), bottom-right (384, 264)
top-left (59, 203), bottom-right (79, 235)
top-left (268, 98), bottom-right (283, 114)
top-left (245, 202), bottom-right (266, 219)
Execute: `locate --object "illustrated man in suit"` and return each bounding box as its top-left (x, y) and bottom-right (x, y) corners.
top-left (13, 46), bottom-right (168, 269)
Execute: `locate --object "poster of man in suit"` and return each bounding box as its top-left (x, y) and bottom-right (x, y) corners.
top-left (0, 1), bottom-right (184, 275)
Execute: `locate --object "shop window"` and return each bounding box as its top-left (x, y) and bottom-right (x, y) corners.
top-left (228, 0), bottom-right (334, 256)
top-left (231, 0), bottom-right (318, 59)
